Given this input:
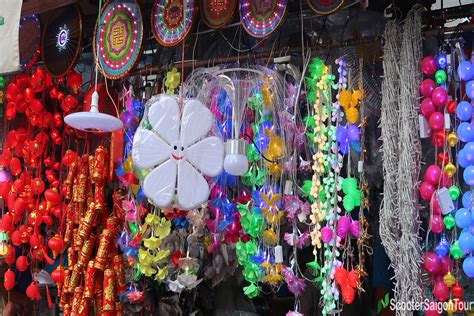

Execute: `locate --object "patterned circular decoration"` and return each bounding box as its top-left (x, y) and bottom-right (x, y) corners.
top-left (240, 0), bottom-right (287, 38)
top-left (19, 15), bottom-right (41, 70)
top-left (42, 4), bottom-right (82, 78)
top-left (307, 0), bottom-right (345, 15)
top-left (94, 0), bottom-right (144, 79)
top-left (200, 0), bottom-right (236, 29)
top-left (151, 0), bottom-right (196, 47)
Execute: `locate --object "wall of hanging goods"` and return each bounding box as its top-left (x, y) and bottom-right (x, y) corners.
top-left (0, 0), bottom-right (472, 315)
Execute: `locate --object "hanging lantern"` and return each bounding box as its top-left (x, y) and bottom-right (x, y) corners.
top-left (4, 269), bottom-right (15, 290)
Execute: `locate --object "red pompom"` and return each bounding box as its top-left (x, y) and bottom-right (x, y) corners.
top-left (342, 285), bottom-right (355, 304)
top-left (15, 255), bottom-right (29, 272)
top-left (334, 267), bottom-right (348, 286)
top-left (26, 282), bottom-right (41, 300)
top-left (347, 270), bottom-right (360, 288)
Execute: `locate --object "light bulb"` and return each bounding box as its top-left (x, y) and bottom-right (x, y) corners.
top-left (224, 139), bottom-right (248, 176)
top-left (224, 154), bottom-right (248, 176)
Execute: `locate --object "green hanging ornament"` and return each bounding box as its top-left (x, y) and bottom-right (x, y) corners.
top-left (450, 241), bottom-right (464, 260)
top-left (443, 214), bottom-right (455, 230)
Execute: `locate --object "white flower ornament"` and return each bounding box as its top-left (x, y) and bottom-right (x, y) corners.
top-left (132, 95), bottom-right (224, 209)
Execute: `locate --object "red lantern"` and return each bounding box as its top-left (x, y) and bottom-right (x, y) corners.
top-left (0, 213), bottom-right (13, 233)
top-left (5, 83), bottom-right (20, 101)
top-left (6, 102), bottom-right (16, 120)
top-left (27, 211), bottom-right (41, 226)
top-left (4, 269), bottom-right (15, 290)
top-left (16, 255), bottom-right (29, 272)
top-left (30, 99), bottom-right (43, 114)
top-left (31, 178), bottom-right (45, 195)
top-left (62, 150), bottom-right (78, 167)
top-left (12, 197), bottom-right (27, 215)
top-left (51, 267), bottom-right (65, 286)
top-left (11, 230), bottom-right (21, 246)
top-left (9, 157), bottom-right (22, 176)
top-left (53, 112), bottom-right (62, 128)
top-left (13, 178), bottom-right (26, 193)
top-left (26, 282), bottom-right (41, 300)
top-left (50, 205), bottom-right (62, 218)
top-left (67, 71), bottom-right (83, 94)
top-left (29, 234), bottom-right (44, 248)
top-left (437, 152), bottom-right (449, 165)
top-left (44, 189), bottom-right (60, 206)
top-left (48, 235), bottom-right (64, 257)
top-left (5, 246), bottom-right (16, 265)
top-left (14, 94), bottom-right (27, 113)
top-left (23, 87), bottom-right (35, 103)
top-left (61, 95), bottom-right (79, 113)
top-left (42, 112), bottom-right (53, 129)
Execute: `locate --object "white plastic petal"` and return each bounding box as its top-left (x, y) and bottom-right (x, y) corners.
top-left (143, 159), bottom-right (176, 208)
top-left (148, 95), bottom-right (180, 144)
top-left (186, 137), bottom-right (224, 177)
top-left (177, 160), bottom-right (209, 210)
top-left (132, 129), bottom-right (171, 169)
top-left (180, 99), bottom-right (212, 147)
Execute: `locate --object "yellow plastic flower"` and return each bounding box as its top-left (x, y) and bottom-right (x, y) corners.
top-left (260, 261), bottom-right (272, 270)
top-left (346, 107), bottom-right (359, 124)
top-left (152, 249), bottom-right (170, 264)
top-left (263, 272), bottom-right (283, 284)
top-left (143, 236), bottom-right (162, 250)
top-left (339, 89), bottom-right (352, 109)
top-left (141, 264), bottom-right (157, 277)
top-left (165, 68), bottom-right (181, 94)
top-left (139, 248), bottom-right (153, 265)
top-left (145, 213), bottom-right (160, 226)
top-left (155, 218), bottom-right (171, 239)
top-left (154, 267), bottom-right (169, 281)
top-left (263, 229), bottom-right (278, 246)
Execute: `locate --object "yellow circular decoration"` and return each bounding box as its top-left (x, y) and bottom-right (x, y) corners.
top-left (443, 272), bottom-right (456, 287)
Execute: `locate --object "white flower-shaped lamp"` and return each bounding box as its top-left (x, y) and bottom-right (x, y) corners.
top-left (132, 95), bottom-right (224, 210)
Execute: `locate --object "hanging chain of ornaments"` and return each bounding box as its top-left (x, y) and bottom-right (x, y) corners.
top-left (303, 57), bottom-right (367, 315)
top-left (419, 51), bottom-right (474, 314)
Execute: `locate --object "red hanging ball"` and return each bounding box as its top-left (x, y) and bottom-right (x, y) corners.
top-left (447, 100), bottom-right (457, 115)
top-left (0, 182), bottom-right (11, 199)
top-left (29, 234), bottom-right (44, 248)
top-left (6, 102), bottom-right (17, 120)
top-left (0, 213), bottom-right (13, 233)
top-left (452, 282), bottom-right (464, 298)
top-left (23, 87), bottom-right (35, 103)
top-left (47, 235), bottom-right (64, 256)
top-left (16, 255), bottom-right (28, 272)
top-left (31, 178), bottom-right (45, 195)
top-left (30, 99), bottom-right (43, 114)
top-left (67, 71), bottom-right (82, 94)
top-left (15, 74), bottom-right (31, 90)
top-left (26, 282), bottom-right (41, 300)
top-left (4, 269), bottom-right (15, 290)
top-left (334, 267), bottom-right (348, 286)
top-left (44, 189), bottom-right (60, 205)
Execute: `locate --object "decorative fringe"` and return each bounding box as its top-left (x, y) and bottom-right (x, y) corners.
top-left (380, 7), bottom-right (423, 315)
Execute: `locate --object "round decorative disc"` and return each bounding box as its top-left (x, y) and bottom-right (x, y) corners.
top-left (240, 0), bottom-right (287, 38)
top-left (200, 0), bottom-right (236, 29)
top-left (151, 0), bottom-right (196, 47)
top-left (94, 0), bottom-right (144, 79)
top-left (19, 15), bottom-right (41, 70)
top-left (42, 4), bottom-right (83, 78)
top-left (307, 0), bottom-right (345, 15)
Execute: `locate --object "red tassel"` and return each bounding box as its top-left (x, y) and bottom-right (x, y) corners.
top-left (46, 285), bottom-right (54, 309)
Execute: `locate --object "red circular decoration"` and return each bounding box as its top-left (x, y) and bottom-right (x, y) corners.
top-left (201, 0), bottom-right (236, 29)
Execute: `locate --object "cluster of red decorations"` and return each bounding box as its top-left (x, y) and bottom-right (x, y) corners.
top-left (334, 266), bottom-right (360, 304)
top-left (0, 68), bottom-right (82, 300)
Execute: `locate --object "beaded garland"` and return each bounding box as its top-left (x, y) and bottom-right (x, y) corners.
top-left (239, 0), bottom-right (287, 38)
top-left (95, 0), bottom-right (143, 79)
top-left (151, 0), bottom-right (196, 47)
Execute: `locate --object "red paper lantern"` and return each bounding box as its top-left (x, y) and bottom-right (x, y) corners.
top-left (4, 269), bottom-right (15, 290)
top-left (0, 213), bottom-right (13, 233)
top-left (67, 71), bottom-right (82, 94)
top-left (61, 95), bottom-right (79, 113)
top-left (51, 267), bottom-right (65, 285)
top-left (23, 87), bottom-right (35, 103)
top-left (5, 83), bottom-right (20, 101)
top-left (10, 158), bottom-right (22, 176)
top-left (14, 94), bottom-right (28, 113)
top-left (31, 178), bottom-right (45, 195)
top-left (62, 150), bottom-right (78, 167)
top-left (5, 246), bottom-right (16, 265)
top-left (6, 102), bottom-right (16, 120)
top-left (16, 255), bottom-right (28, 272)
top-left (44, 189), bottom-right (60, 205)
top-left (30, 99), bottom-right (43, 114)
top-left (26, 282), bottom-right (41, 300)
top-left (29, 234), bottom-right (44, 248)
top-left (13, 179), bottom-right (26, 193)
top-left (11, 230), bottom-right (21, 246)
top-left (48, 235), bottom-right (64, 257)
